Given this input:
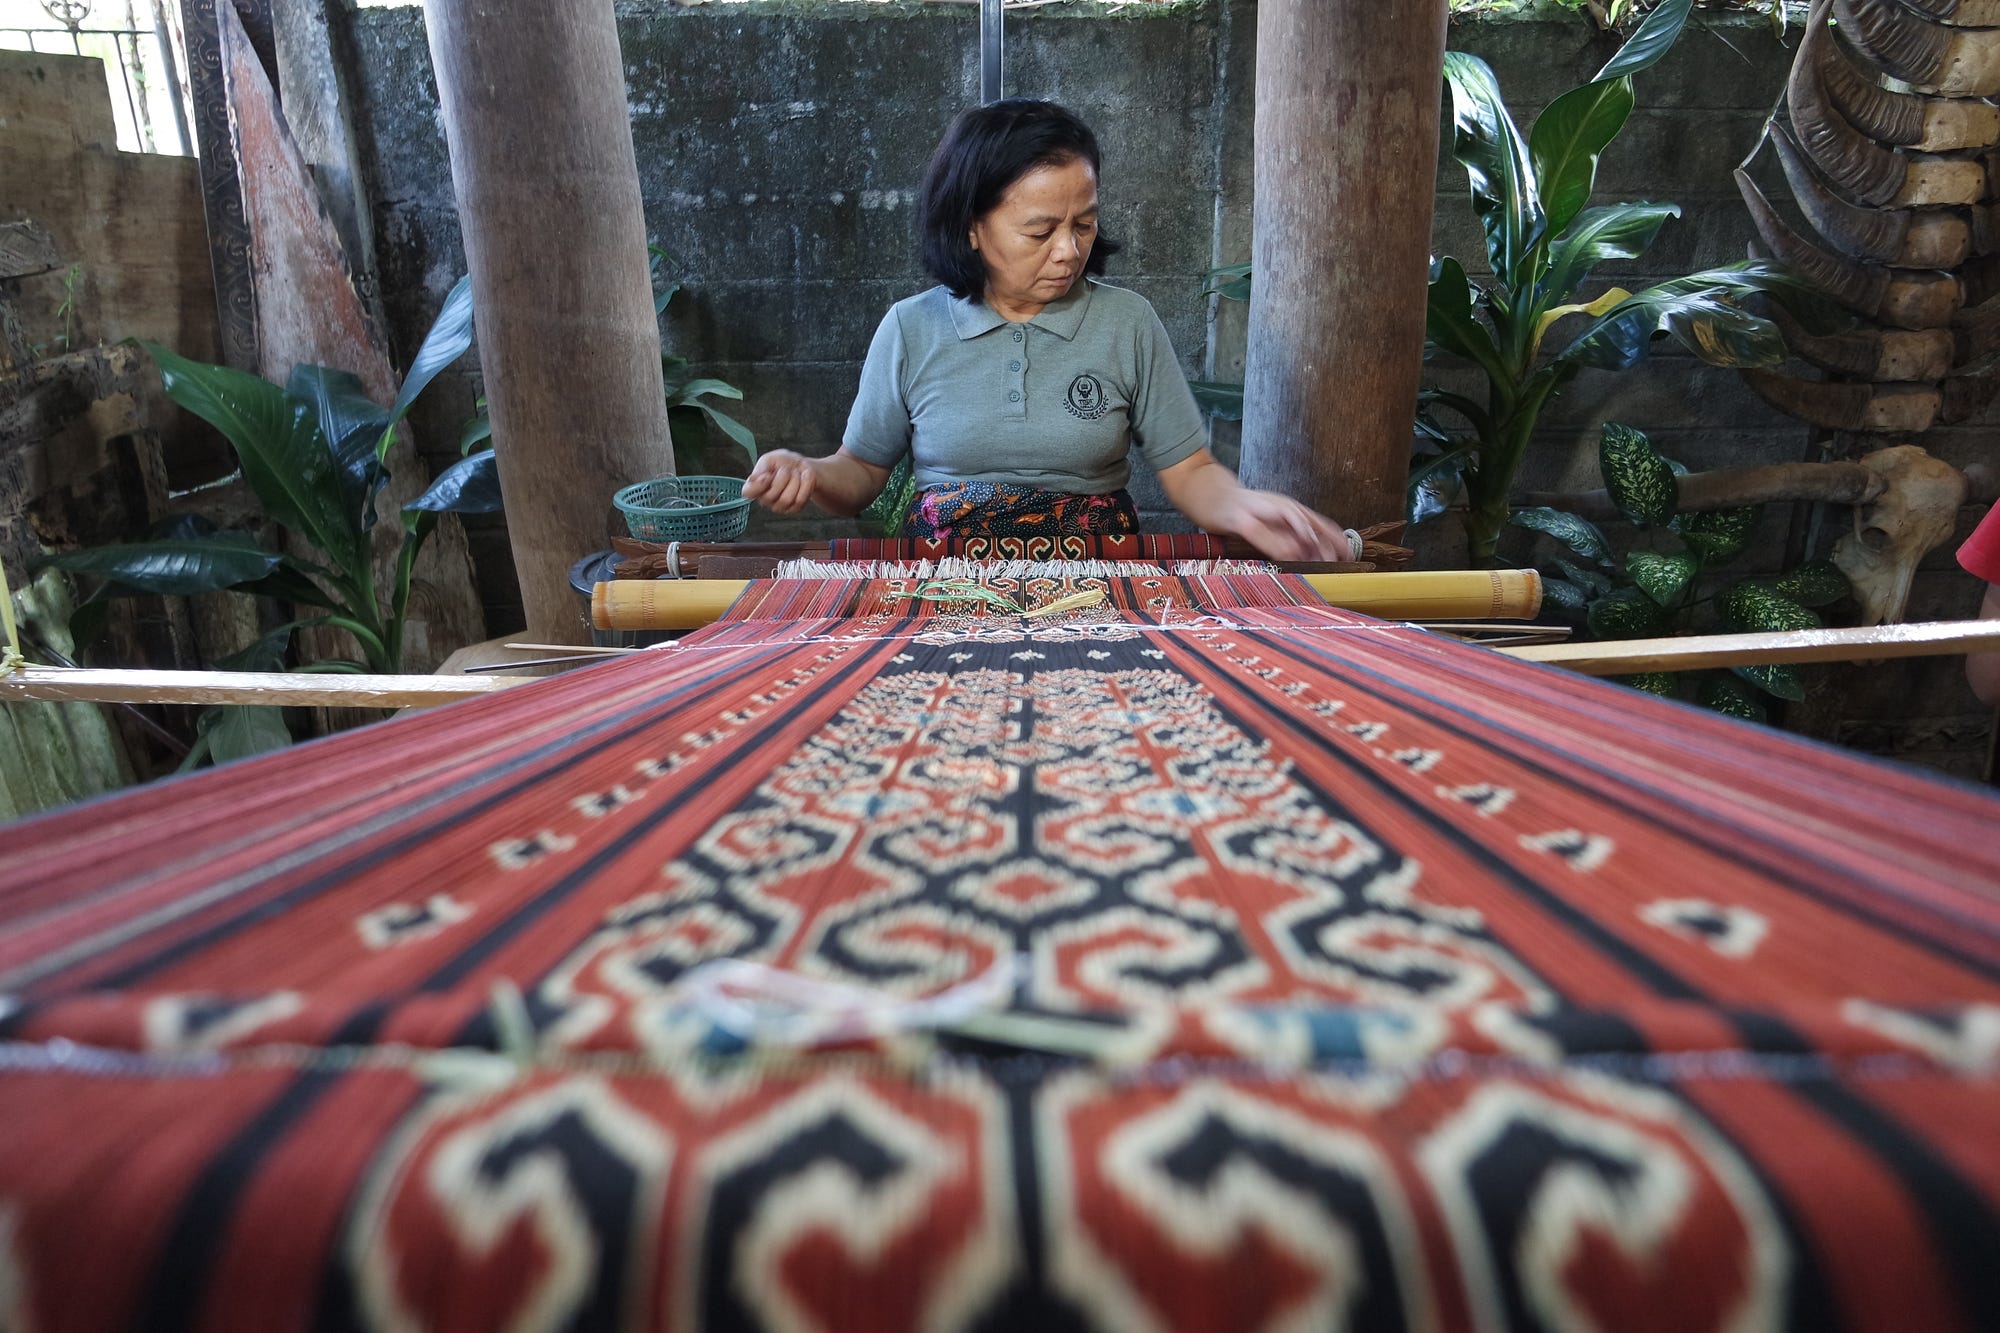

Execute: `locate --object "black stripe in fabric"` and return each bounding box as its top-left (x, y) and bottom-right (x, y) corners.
top-left (76, 641), bottom-right (806, 992)
top-left (135, 1068), bottom-right (346, 1333)
top-left (1248, 623), bottom-right (2000, 978)
top-left (1176, 637), bottom-right (1889, 1332)
top-left (1730, 1011), bottom-right (2000, 1327)
top-left (1176, 642), bottom-right (1707, 1003)
top-left (416, 629), bottom-right (912, 998)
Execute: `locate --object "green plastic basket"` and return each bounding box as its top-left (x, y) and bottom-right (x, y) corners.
top-left (613, 475), bottom-right (751, 542)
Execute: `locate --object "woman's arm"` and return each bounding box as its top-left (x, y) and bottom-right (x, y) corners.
top-left (1155, 449), bottom-right (1355, 562)
top-left (742, 447), bottom-right (893, 518)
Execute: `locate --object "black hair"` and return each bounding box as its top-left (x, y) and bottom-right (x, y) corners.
top-left (916, 99), bottom-right (1121, 302)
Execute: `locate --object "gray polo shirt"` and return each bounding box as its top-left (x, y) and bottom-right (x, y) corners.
top-left (842, 279), bottom-right (1208, 493)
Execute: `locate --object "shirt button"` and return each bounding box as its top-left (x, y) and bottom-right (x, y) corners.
top-left (1012, 329), bottom-right (1023, 342)
top-left (1007, 390), bottom-right (1021, 402)
top-left (1008, 359), bottom-right (1022, 372)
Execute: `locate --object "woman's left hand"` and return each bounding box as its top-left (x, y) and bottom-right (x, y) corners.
top-left (1217, 489), bottom-right (1355, 561)
top-left (1155, 451), bottom-right (1356, 562)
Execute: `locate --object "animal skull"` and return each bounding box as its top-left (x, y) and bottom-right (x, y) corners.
top-left (1832, 445), bottom-right (1969, 626)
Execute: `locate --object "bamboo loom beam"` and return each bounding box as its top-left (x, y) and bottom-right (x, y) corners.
top-left (590, 570), bottom-right (1543, 630)
top-left (1499, 619), bottom-right (2000, 675)
top-left (0, 668), bottom-right (535, 708)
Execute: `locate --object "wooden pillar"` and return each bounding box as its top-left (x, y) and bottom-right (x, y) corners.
top-left (423, 0), bottom-right (670, 643)
top-left (1238, 0), bottom-right (1447, 529)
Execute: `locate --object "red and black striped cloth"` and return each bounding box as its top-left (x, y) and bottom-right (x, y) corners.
top-left (0, 604), bottom-right (1995, 1331)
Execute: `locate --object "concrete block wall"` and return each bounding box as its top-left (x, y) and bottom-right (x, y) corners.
top-left (341, 0), bottom-right (1996, 776)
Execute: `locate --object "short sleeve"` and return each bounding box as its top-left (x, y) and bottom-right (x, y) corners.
top-left (841, 307), bottom-right (912, 468)
top-left (1959, 504), bottom-right (2000, 584)
top-left (1129, 302), bottom-right (1208, 473)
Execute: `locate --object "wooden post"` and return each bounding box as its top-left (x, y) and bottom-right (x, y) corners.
top-left (422, 0), bottom-right (671, 643)
top-left (1238, 0), bottom-right (1448, 529)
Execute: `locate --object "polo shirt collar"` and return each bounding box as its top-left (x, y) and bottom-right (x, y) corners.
top-left (947, 277), bottom-right (1096, 341)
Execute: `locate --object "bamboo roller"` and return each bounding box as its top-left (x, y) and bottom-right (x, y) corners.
top-left (590, 569), bottom-right (1543, 631)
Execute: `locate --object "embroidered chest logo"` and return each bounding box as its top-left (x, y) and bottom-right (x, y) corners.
top-left (1064, 373), bottom-right (1111, 421)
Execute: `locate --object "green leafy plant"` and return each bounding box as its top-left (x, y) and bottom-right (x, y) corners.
top-left (1425, 0), bottom-right (1830, 565)
top-left (1200, 2), bottom-right (1825, 564)
top-left (40, 276), bottom-right (502, 681)
top-left (1514, 421), bottom-right (1849, 721)
top-left (458, 247), bottom-right (756, 477)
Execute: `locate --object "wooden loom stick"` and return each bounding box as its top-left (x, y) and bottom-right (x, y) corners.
top-left (589, 569), bottom-right (1542, 630)
top-left (0, 668), bottom-right (534, 708)
top-left (5, 620), bottom-right (1993, 709)
top-left (1500, 619), bottom-right (2000, 675)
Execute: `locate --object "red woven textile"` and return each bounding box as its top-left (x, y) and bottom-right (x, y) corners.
top-left (828, 533), bottom-right (1232, 562)
top-left (1, 606), bottom-right (1996, 1330)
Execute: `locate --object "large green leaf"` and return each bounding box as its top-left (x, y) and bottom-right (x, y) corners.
top-left (1442, 52), bottom-right (1545, 290)
top-left (38, 530), bottom-right (282, 595)
top-left (1678, 505), bottom-right (1762, 563)
top-left (1540, 577), bottom-right (1589, 614)
top-left (1600, 422), bottom-right (1679, 527)
top-left (1426, 257), bottom-right (1505, 381)
top-left (1511, 506), bottom-right (1615, 566)
top-left (692, 403), bottom-right (757, 462)
top-left (1552, 557), bottom-right (1614, 597)
top-left (1732, 661), bottom-right (1806, 703)
top-left (289, 365), bottom-right (392, 531)
top-left (143, 341), bottom-right (365, 575)
top-left (1617, 671), bottom-right (1681, 699)
top-left (1698, 671), bottom-right (1769, 722)
top-left (212, 625), bottom-right (296, 673)
top-left (1190, 380), bottom-right (1245, 420)
top-left (1540, 203), bottom-right (1680, 307)
top-left (650, 246), bottom-right (684, 314)
top-left (1588, 586), bottom-right (1670, 639)
top-left (1204, 263), bottom-right (1252, 302)
top-left (1718, 581), bottom-right (1821, 634)
top-left (1772, 558), bottom-right (1850, 608)
top-left (1595, 0), bottom-right (1694, 81)
top-left (1529, 78), bottom-right (1636, 241)
top-left (402, 448), bottom-right (504, 525)
top-left (204, 705), bottom-right (294, 765)
top-left (1553, 277), bottom-right (1785, 372)
top-left (1626, 549), bottom-right (1698, 607)
top-left (386, 273), bottom-right (474, 432)
top-left (1408, 443), bottom-right (1476, 525)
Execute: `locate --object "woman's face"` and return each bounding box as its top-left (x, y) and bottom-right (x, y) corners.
top-left (970, 156), bottom-right (1099, 316)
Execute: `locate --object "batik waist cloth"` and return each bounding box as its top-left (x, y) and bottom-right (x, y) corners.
top-left (903, 481), bottom-right (1139, 539)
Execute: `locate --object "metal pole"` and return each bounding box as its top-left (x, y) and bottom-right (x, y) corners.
top-left (979, 0), bottom-right (1002, 104)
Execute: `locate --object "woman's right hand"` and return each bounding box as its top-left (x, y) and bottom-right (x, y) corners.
top-left (743, 450), bottom-right (819, 513)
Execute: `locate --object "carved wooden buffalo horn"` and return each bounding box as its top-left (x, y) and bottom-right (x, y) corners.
top-left (1739, 170), bottom-right (1896, 315)
top-left (1762, 298), bottom-right (1956, 381)
top-left (1820, 35), bottom-right (2000, 149)
top-left (1790, 0), bottom-right (1910, 205)
top-left (1833, 0), bottom-right (2000, 96)
top-left (1743, 368), bottom-right (1942, 433)
top-left (1768, 124), bottom-right (1916, 264)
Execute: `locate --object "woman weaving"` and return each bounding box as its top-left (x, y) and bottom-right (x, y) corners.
top-left (743, 99), bottom-right (1358, 562)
